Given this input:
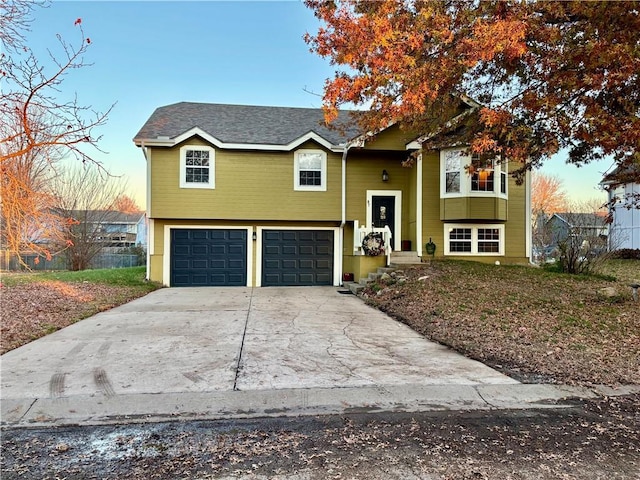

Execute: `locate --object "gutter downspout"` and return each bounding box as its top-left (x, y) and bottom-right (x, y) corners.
top-left (416, 152), bottom-right (423, 257)
top-left (140, 141), bottom-right (151, 281)
top-left (341, 144), bottom-right (351, 228)
top-left (339, 142), bottom-right (352, 285)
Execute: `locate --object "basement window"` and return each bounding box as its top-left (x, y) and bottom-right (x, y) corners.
top-left (444, 224), bottom-right (505, 256)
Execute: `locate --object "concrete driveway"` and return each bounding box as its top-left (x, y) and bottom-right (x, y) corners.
top-left (2, 287), bottom-right (595, 427)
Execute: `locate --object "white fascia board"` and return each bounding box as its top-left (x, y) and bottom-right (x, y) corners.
top-left (134, 138), bottom-right (174, 147)
top-left (459, 94), bottom-right (482, 109)
top-left (135, 128), bottom-right (344, 152)
top-left (287, 131), bottom-right (339, 151)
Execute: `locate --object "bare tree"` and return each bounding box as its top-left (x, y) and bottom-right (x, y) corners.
top-left (0, 144), bottom-right (66, 264)
top-left (0, 0), bottom-right (45, 52)
top-left (545, 201), bottom-right (612, 275)
top-left (51, 165), bottom-right (128, 271)
top-left (0, 0), bottom-right (113, 265)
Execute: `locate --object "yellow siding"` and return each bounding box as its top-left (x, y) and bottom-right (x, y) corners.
top-left (363, 125), bottom-right (417, 151)
top-left (149, 255), bottom-right (163, 284)
top-left (345, 151), bottom-right (414, 244)
top-left (422, 152), bottom-right (444, 255)
top-left (440, 197), bottom-right (508, 221)
top-left (408, 161), bottom-right (418, 245)
top-left (150, 138), bottom-right (341, 221)
top-left (504, 175), bottom-right (528, 258)
top-left (343, 254), bottom-right (386, 282)
top-left (343, 223), bottom-right (355, 256)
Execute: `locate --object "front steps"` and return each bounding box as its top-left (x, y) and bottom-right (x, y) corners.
top-left (389, 251), bottom-right (423, 266)
top-left (342, 252), bottom-right (424, 295)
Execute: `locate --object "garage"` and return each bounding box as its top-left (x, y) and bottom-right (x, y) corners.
top-left (170, 229), bottom-right (247, 286)
top-left (261, 229), bottom-right (334, 286)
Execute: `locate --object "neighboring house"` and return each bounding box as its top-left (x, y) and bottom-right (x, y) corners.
top-left (546, 213), bottom-right (608, 252)
top-left (70, 210), bottom-right (145, 253)
top-left (133, 102), bottom-right (531, 287)
top-left (136, 213), bottom-right (148, 248)
top-left (601, 163), bottom-right (640, 250)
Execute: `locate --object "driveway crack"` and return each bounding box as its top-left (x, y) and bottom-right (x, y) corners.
top-left (475, 386), bottom-right (494, 408)
top-left (233, 287), bottom-right (253, 391)
top-left (18, 398), bottom-right (38, 423)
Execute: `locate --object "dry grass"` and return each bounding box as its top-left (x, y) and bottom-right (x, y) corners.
top-left (362, 259), bottom-right (640, 387)
top-left (0, 267), bottom-right (159, 355)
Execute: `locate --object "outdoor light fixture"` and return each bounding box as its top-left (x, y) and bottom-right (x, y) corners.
top-left (252, 231), bottom-right (257, 241)
top-left (382, 169), bottom-right (389, 182)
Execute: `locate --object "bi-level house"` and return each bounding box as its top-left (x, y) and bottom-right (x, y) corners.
top-left (134, 102), bottom-right (531, 287)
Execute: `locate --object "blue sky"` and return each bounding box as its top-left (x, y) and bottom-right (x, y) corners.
top-left (27, 1), bottom-right (612, 208)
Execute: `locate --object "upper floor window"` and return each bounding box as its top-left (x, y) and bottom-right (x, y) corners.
top-left (294, 149), bottom-right (327, 191)
top-left (180, 145), bottom-right (215, 189)
top-left (440, 149), bottom-right (507, 198)
top-left (444, 150), bottom-right (461, 194)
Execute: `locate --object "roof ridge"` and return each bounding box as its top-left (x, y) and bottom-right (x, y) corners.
top-left (162, 101), bottom-right (356, 113)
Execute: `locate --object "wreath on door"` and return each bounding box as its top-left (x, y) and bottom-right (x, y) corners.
top-left (362, 232), bottom-right (385, 256)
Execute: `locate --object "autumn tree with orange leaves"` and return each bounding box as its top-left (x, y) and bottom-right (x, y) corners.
top-left (305, 1), bottom-right (640, 187)
top-left (531, 173), bottom-right (568, 219)
top-left (113, 195), bottom-right (142, 215)
top-left (1, 0), bottom-right (112, 266)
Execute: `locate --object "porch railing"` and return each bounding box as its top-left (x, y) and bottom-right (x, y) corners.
top-left (353, 220), bottom-right (393, 264)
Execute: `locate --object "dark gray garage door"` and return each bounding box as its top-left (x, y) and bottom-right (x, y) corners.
top-left (171, 229), bottom-right (247, 287)
top-left (262, 230), bottom-right (334, 286)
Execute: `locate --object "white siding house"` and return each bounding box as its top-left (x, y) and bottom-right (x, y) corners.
top-left (602, 164), bottom-right (640, 250)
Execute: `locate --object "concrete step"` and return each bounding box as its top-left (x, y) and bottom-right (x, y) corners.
top-left (367, 272), bottom-right (382, 282)
top-left (390, 251), bottom-right (421, 265)
top-left (343, 281), bottom-right (365, 294)
top-left (377, 267), bottom-right (396, 274)
top-left (391, 251), bottom-right (419, 257)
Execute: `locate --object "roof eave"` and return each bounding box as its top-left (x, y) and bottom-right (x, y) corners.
top-left (134, 127), bottom-right (345, 152)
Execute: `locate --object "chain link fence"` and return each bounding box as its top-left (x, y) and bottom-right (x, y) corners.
top-left (0, 252), bottom-right (144, 271)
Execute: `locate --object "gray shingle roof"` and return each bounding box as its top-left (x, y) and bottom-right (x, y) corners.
top-left (551, 213), bottom-right (607, 227)
top-left (133, 102), bottom-right (361, 147)
top-left (69, 210), bottom-right (144, 224)
top-left (601, 161), bottom-right (640, 185)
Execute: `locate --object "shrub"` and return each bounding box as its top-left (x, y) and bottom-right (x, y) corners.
top-left (610, 248), bottom-right (640, 260)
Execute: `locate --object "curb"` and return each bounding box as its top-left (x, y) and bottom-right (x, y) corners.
top-left (4, 383), bottom-right (637, 429)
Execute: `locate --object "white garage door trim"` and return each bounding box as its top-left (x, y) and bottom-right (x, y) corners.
top-left (255, 226), bottom-right (340, 287)
top-left (163, 225), bottom-right (253, 287)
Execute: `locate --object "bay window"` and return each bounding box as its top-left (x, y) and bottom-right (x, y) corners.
top-left (440, 149), bottom-right (507, 198)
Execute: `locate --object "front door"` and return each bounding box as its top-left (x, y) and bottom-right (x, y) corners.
top-left (372, 196), bottom-right (395, 242)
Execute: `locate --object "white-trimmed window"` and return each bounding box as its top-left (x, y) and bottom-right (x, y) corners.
top-left (180, 145), bottom-right (215, 189)
top-left (443, 150), bottom-right (462, 194)
top-left (440, 149), bottom-right (507, 198)
top-left (294, 149), bottom-right (327, 191)
top-left (444, 224), bottom-right (505, 256)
